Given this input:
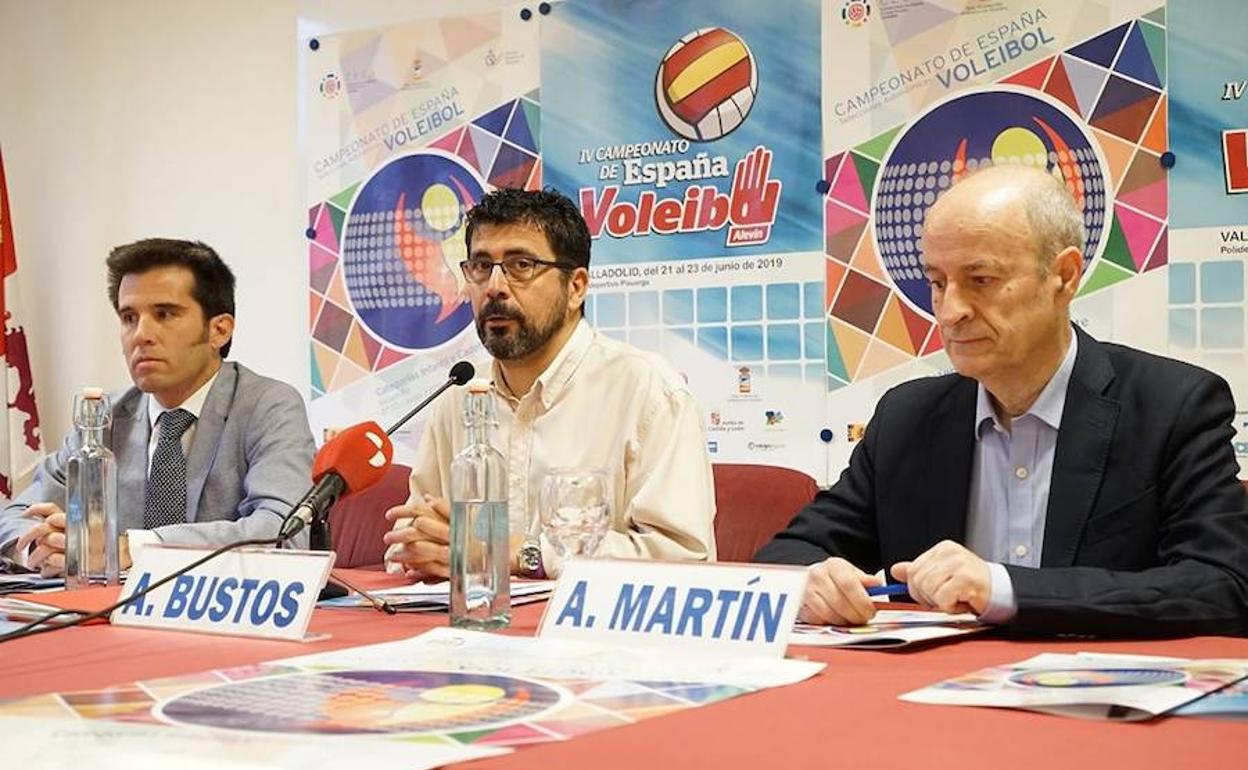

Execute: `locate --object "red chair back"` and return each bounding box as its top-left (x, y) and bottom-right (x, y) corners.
top-left (328, 463), bottom-right (412, 569)
top-left (712, 463), bottom-right (818, 563)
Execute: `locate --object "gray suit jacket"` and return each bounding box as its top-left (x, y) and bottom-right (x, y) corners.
top-left (0, 362), bottom-right (314, 553)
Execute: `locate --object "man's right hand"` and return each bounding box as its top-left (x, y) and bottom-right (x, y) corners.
top-left (382, 494), bottom-right (451, 582)
top-left (799, 557), bottom-right (883, 626)
top-left (14, 503), bottom-right (68, 578)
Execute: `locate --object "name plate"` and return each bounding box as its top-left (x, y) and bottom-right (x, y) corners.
top-left (111, 545), bottom-right (333, 642)
top-left (538, 559), bottom-right (807, 658)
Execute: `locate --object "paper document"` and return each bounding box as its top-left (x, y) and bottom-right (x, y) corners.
top-left (793, 610), bottom-right (986, 648)
top-left (899, 652), bottom-right (1248, 720)
top-left (0, 575), bottom-right (63, 594)
top-left (318, 580), bottom-right (555, 611)
top-left (0, 597), bottom-right (85, 625)
top-left (1174, 677), bottom-right (1248, 719)
top-left (0, 716), bottom-right (505, 770)
top-left (0, 627), bottom-right (823, 763)
top-left (279, 626), bottom-right (824, 688)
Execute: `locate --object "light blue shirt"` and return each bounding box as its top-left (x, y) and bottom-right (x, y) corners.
top-left (966, 333), bottom-right (1078, 623)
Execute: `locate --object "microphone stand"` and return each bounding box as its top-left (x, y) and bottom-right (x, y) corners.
top-left (312, 517), bottom-right (349, 600)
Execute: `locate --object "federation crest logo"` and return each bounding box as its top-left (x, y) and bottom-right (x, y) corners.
top-left (842, 1), bottom-right (871, 27)
top-left (655, 27), bottom-right (758, 142)
top-left (319, 73), bottom-right (342, 99)
top-left (874, 88), bottom-right (1108, 317)
top-left (340, 150), bottom-right (482, 350)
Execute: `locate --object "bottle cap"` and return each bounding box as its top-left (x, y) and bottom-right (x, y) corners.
top-left (466, 378), bottom-right (492, 394)
top-left (81, 386), bottom-right (105, 400)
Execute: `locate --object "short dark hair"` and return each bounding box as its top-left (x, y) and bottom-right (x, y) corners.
top-left (106, 238), bottom-right (236, 357)
top-left (465, 187), bottom-right (592, 270)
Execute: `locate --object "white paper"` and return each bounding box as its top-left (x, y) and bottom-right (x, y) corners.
top-left (319, 580), bottom-right (554, 610)
top-left (792, 610), bottom-right (985, 648)
top-left (278, 626), bottom-right (825, 688)
top-left (900, 652), bottom-right (1248, 721)
top-left (0, 716), bottom-right (507, 770)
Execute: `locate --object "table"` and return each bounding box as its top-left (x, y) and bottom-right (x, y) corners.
top-left (1, 570), bottom-right (1243, 769)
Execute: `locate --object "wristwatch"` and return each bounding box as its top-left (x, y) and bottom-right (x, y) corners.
top-left (517, 539), bottom-right (546, 579)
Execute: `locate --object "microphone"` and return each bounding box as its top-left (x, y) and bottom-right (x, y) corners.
top-left (278, 360), bottom-right (476, 541)
top-left (385, 360), bottom-right (475, 435)
top-left (279, 421), bottom-right (394, 540)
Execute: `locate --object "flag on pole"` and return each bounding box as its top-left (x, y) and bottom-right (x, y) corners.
top-left (0, 148), bottom-right (43, 499)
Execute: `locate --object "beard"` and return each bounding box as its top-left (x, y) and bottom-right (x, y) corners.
top-left (475, 294), bottom-right (569, 361)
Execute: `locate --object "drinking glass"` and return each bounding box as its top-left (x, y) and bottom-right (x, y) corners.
top-left (538, 468), bottom-right (611, 558)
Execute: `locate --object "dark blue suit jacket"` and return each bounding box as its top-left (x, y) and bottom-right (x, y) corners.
top-left (755, 327), bottom-right (1248, 637)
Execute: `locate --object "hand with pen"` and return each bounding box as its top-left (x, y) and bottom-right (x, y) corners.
top-left (799, 557), bottom-right (885, 626)
top-left (891, 539), bottom-right (991, 617)
top-left (800, 539), bottom-right (991, 625)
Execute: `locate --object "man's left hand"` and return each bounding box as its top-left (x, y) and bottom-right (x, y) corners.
top-left (891, 540), bottom-right (991, 616)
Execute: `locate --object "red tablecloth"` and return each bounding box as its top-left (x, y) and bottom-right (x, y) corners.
top-left (1, 570), bottom-right (1244, 769)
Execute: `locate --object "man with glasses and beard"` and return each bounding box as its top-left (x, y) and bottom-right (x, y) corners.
top-left (384, 188), bottom-right (716, 581)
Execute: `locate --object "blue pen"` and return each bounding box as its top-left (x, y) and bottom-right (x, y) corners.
top-left (867, 583), bottom-right (909, 597)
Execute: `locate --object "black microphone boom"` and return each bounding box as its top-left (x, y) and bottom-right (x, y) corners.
top-left (278, 472), bottom-right (347, 540)
top-left (384, 360), bottom-right (475, 435)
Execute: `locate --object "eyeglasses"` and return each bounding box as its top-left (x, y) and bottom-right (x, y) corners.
top-left (459, 255), bottom-right (575, 285)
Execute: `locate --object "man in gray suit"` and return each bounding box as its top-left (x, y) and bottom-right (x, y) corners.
top-left (0, 239), bottom-right (315, 576)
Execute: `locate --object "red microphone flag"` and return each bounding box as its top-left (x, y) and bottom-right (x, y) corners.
top-left (312, 421), bottom-right (393, 493)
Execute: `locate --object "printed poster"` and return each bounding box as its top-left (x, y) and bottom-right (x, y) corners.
top-left (1167, 0), bottom-right (1248, 472)
top-left (542, 0), bottom-right (829, 479)
top-left (821, 1), bottom-right (1170, 474)
top-left (303, 8), bottom-right (540, 458)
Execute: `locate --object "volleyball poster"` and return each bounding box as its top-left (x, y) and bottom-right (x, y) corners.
top-left (302, 10), bottom-right (540, 458)
top-left (541, 0), bottom-right (822, 263)
top-left (820, 1), bottom-right (1172, 474)
top-left (0, 628), bottom-right (822, 764)
top-left (1167, 0), bottom-right (1248, 470)
top-left (542, 0), bottom-right (829, 478)
top-left (901, 652), bottom-right (1248, 720)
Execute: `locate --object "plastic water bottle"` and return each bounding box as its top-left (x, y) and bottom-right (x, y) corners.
top-left (64, 388), bottom-right (120, 588)
top-left (449, 379), bottom-right (510, 629)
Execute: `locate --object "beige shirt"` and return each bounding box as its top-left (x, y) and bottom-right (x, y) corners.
top-left (388, 320), bottom-right (717, 575)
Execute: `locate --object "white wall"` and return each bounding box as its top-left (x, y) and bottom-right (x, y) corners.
top-left (0, 0), bottom-right (512, 472)
top-left (0, 0), bottom-right (302, 459)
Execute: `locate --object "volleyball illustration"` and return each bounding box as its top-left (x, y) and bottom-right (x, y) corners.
top-left (655, 27), bottom-right (758, 142)
top-left (874, 89), bottom-right (1108, 317)
top-left (340, 150), bottom-right (481, 350)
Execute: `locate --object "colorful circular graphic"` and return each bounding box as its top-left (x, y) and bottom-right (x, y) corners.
top-left (155, 670), bottom-right (568, 735)
top-left (1009, 668), bottom-right (1188, 688)
top-left (655, 27), bottom-right (758, 142)
top-left (874, 88), bottom-right (1108, 316)
top-left (341, 151), bottom-right (481, 350)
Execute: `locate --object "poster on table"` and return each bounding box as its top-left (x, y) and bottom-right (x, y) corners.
top-left (821, 0), bottom-right (1170, 475)
top-left (303, 8), bottom-right (540, 459)
top-left (1166, 0), bottom-right (1248, 473)
top-left (542, 0), bottom-right (828, 479)
top-left (0, 628), bottom-right (822, 766)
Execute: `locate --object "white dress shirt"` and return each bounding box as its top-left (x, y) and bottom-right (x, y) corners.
top-left (145, 370), bottom-right (218, 470)
top-left (128, 370), bottom-right (219, 552)
top-left (388, 320), bottom-right (717, 576)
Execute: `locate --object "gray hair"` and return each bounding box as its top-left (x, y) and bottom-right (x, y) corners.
top-left (1020, 169), bottom-right (1086, 271)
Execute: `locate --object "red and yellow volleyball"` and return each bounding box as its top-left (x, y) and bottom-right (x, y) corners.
top-left (655, 27), bottom-right (758, 142)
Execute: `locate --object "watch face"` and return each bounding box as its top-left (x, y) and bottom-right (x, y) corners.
top-left (519, 542), bottom-right (542, 576)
